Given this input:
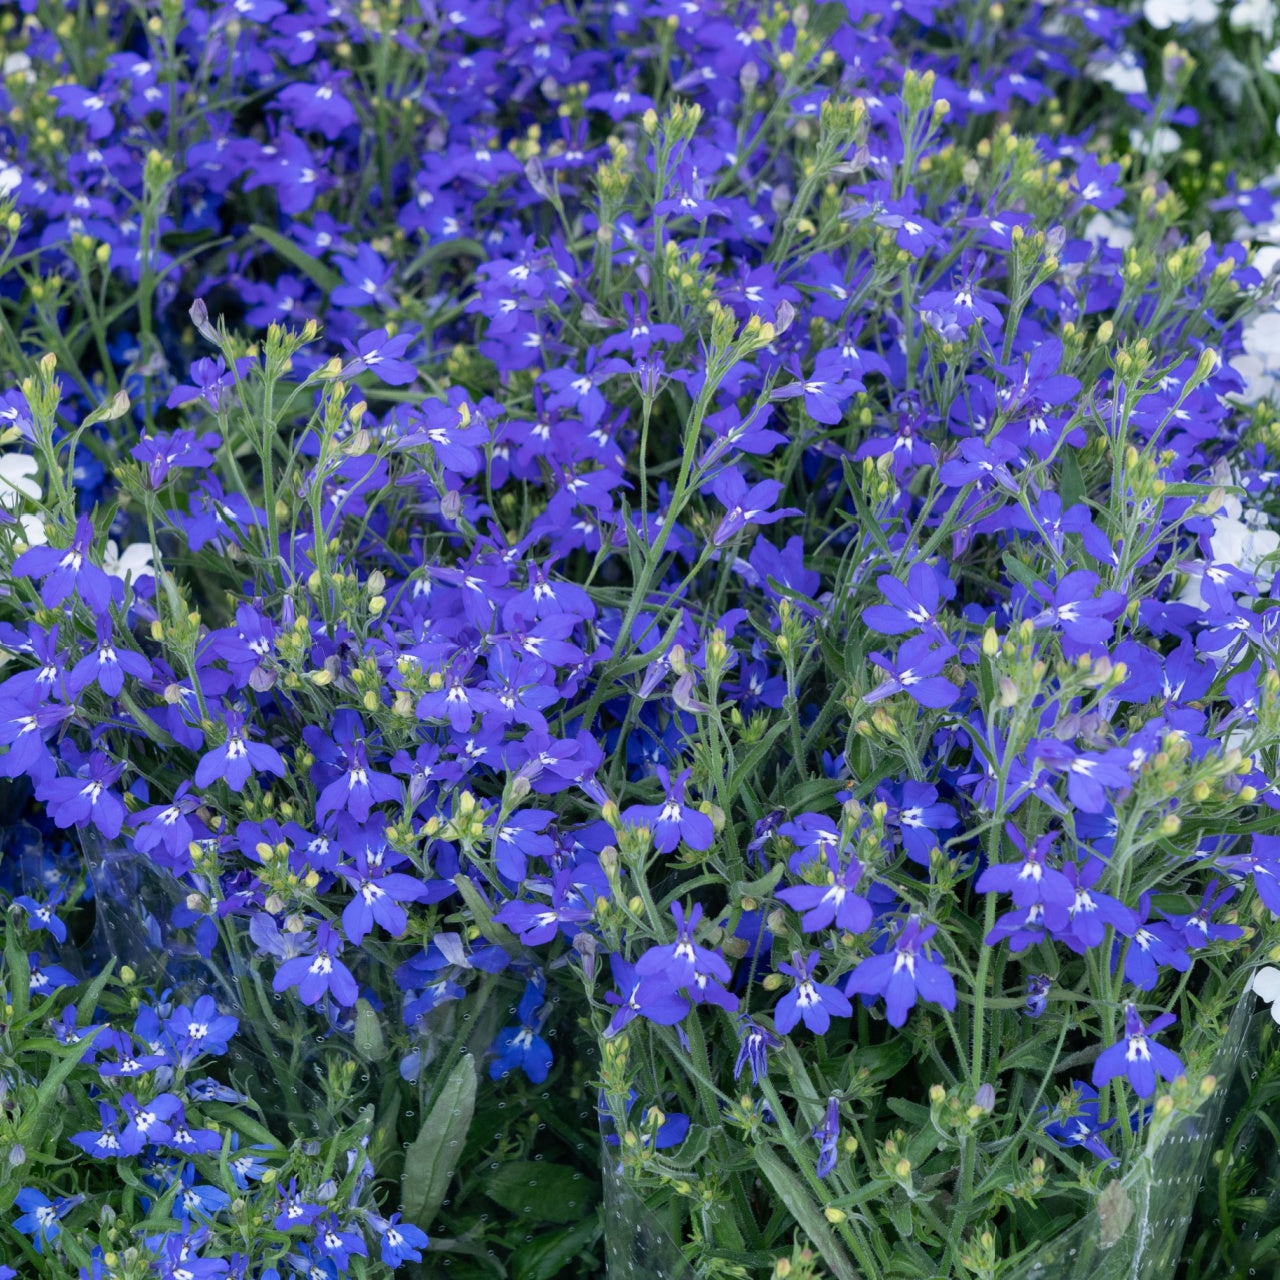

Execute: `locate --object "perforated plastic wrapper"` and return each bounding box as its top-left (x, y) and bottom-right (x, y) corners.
top-left (595, 978), bottom-right (1280, 1280)
top-left (81, 831), bottom-right (606, 1276)
top-left (602, 1153), bottom-right (696, 1280)
top-left (1004, 976), bottom-right (1261, 1280)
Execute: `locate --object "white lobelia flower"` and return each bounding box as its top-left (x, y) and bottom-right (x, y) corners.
top-left (1178, 464), bottom-right (1280, 610)
top-left (0, 454), bottom-right (40, 510)
top-left (1230, 310), bottom-right (1280, 401)
top-left (1084, 211), bottom-right (1134, 250)
top-left (1248, 966), bottom-right (1280, 1021)
top-left (1129, 125), bottom-right (1182, 158)
top-left (1267, 45), bottom-right (1280, 72)
top-left (1254, 246), bottom-right (1280, 278)
top-left (1144, 0), bottom-right (1219, 25)
top-left (17, 514), bottom-right (46, 547)
top-left (103, 539), bottom-right (155, 583)
top-left (1233, 0), bottom-right (1279, 33)
top-left (1093, 50), bottom-right (1147, 95)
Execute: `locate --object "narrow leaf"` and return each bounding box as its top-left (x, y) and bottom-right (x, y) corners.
top-left (249, 223), bottom-right (342, 294)
top-left (754, 1145), bottom-right (861, 1280)
top-left (401, 1052), bottom-right (478, 1230)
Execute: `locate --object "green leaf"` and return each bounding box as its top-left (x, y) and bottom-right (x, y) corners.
top-left (485, 1160), bottom-right (598, 1224)
top-left (753, 1145), bottom-right (860, 1280)
top-left (885, 1097), bottom-right (932, 1127)
top-left (509, 1218), bottom-right (601, 1280)
top-left (354, 998), bottom-right (386, 1061)
top-left (726, 719), bottom-right (792, 797)
top-left (17, 1023), bottom-right (104, 1150)
top-left (452, 874), bottom-right (520, 955)
top-left (4, 923), bottom-right (30, 1022)
top-left (1060, 446), bottom-right (1087, 511)
top-left (1001, 550), bottom-right (1042, 595)
top-left (249, 223), bottom-right (342, 294)
top-left (730, 861), bottom-right (785, 905)
top-left (401, 1052), bottom-right (478, 1231)
top-left (199, 1101), bottom-right (283, 1150)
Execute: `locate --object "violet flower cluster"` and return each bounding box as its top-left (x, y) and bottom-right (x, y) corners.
top-left (0, 0), bottom-right (1279, 1276)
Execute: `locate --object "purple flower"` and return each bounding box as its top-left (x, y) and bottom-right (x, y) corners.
top-left (276, 63), bottom-right (357, 140)
top-left (709, 469), bottom-right (800, 545)
top-left (734, 1018), bottom-right (782, 1085)
top-left (1026, 571), bottom-right (1126, 647)
top-left (635, 902), bottom-right (731, 989)
top-left (1043, 1083), bottom-right (1118, 1164)
top-left (341, 329), bottom-right (417, 386)
top-left (777, 851), bottom-right (873, 934)
top-left (1092, 1005), bottom-right (1182, 1098)
top-left (194, 709), bottom-right (287, 792)
top-left (862, 562), bottom-right (952, 637)
top-left (337, 841), bottom-right (428, 945)
top-left (893, 780), bottom-right (959, 866)
top-left (274, 1179), bottom-right (323, 1231)
top-left (314, 1215), bottom-right (369, 1270)
top-left (166, 995), bottom-right (239, 1065)
top-left (13, 514), bottom-right (112, 612)
top-left (621, 766), bottom-right (715, 854)
top-left (49, 85), bottom-right (116, 139)
top-left (974, 826), bottom-right (1074, 924)
top-left (1058, 858), bottom-right (1137, 952)
top-left (117, 1091), bottom-right (184, 1156)
top-left (1163, 880), bottom-right (1242, 950)
top-left (489, 976), bottom-right (553, 1084)
top-left (374, 1214), bottom-right (430, 1267)
top-left (36, 751), bottom-right (127, 839)
top-left (812, 1097), bottom-right (841, 1178)
top-left (1118, 894), bottom-right (1192, 991)
top-left (865, 637), bottom-right (959, 709)
top-left (845, 917), bottom-right (957, 1028)
top-left (603, 955), bottom-right (690, 1036)
top-left (493, 870), bottom-right (594, 946)
top-left (13, 887), bottom-right (66, 943)
top-left (71, 1103), bottom-right (124, 1158)
top-left (0, 694), bottom-right (71, 783)
top-left (1025, 974), bottom-right (1051, 1019)
top-left (771, 351), bottom-right (861, 424)
top-left (774, 950), bottom-right (852, 1035)
top-left (13, 1188), bottom-right (82, 1253)
top-left (1218, 837), bottom-right (1280, 915)
top-left (132, 782), bottom-right (206, 870)
top-left (1029, 740), bottom-right (1133, 814)
top-left (331, 244), bottom-right (396, 309)
top-left (602, 1090), bottom-right (690, 1150)
top-left (70, 612), bottom-right (152, 697)
top-left (272, 922), bottom-right (359, 1007)
top-left (492, 807), bottom-right (557, 882)
top-left (315, 740), bottom-right (401, 824)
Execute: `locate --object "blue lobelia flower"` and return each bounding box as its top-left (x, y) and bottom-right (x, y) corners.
top-left (634, 901), bottom-right (731, 989)
top-left (489, 975), bottom-right (554, 1084)
top-left (14, 1188), bottom-right (82, 1253)
top-left (620, 765), bottom-right (715, 854)
top-left (1042, 1082), bottom-right (1119, 1165)
top-left (812, 1096), bottom-right (842, 1179)
top-left (271, 922), bottom-right (359, 1007)
top-left (193, 708), bottom-right (286, 793)
top-left (865, 636), bottom-right (959, 709)
top-left (373, 1213), bottom-right (430, 1267)
top-left (12, 514), bottom-right (113, 612)
top-left (774, 950), bottom-right (852, 1035)
top-left (845, 917), bottom-right (957, 1028)
top-left (1092, 1004), bottom-right (1182, 1099)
